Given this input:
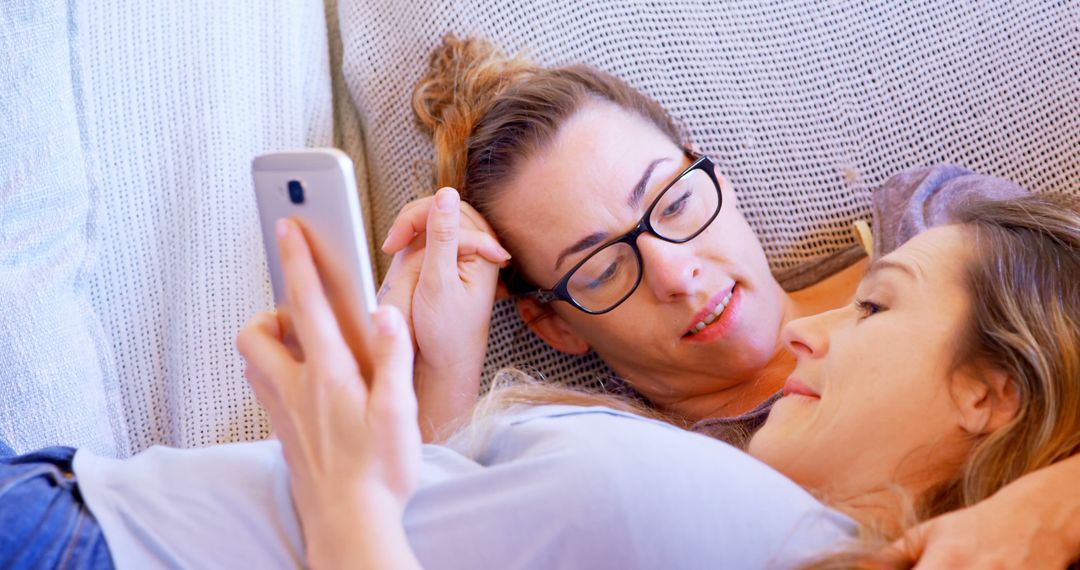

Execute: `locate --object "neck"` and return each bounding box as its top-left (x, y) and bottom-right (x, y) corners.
top-left (821, 439), bottom-right (969, 537)
top-left (656, 346), bottom-right (794, 421)
top-left (828, 487), bottom-right (912, 537)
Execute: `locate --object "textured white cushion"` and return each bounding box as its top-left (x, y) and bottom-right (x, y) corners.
top-left (72, 0), bottom-right (339, 454)
top-left (339, 0), bottom-right (1080, 391)
top-left (0, 1), bottom-right (124, 455)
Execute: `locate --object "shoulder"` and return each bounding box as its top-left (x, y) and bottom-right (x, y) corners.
top-left (409, 405), bottom-right (854, 568)
top-left (474, 405), bottom-right (838, 528)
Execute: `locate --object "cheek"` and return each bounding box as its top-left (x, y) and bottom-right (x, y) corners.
top-left (816, 354), bottom-right (958, 456)
top-left (561, 301), bottom-right (688, 363)
top-left (558, 306), bottom-right (647, 347)
top-left (697, 208), bottom-right (770, 273)
top-left (829, 335), bottom-right (954, 412)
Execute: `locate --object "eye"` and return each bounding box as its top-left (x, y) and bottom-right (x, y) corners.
top-left (584, 260), bottom-right (622, 290)
top-left (854, 298), bottom-right (886, 320)
top-left (660, 189), bottom-right (692, 218)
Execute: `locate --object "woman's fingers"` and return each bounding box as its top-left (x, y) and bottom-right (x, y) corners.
top-left (236, 311), bottom-right (295, 372)
top-left (419, 188), bottom-right (464, 289)
top-left (236, 311), bottom-right (301, 405)
top-left (380, 197), bottom-right (434, 253)
top-left (457, 229), bottom-right (511, 267)
top-left (369, 306), bottom-right (417, 418)
top-left (276, 218), bottom-right (353, 366)
top-left (885, 523), bottom-right (928, 567)
top-left (368, 306), bottom-right (421, 499)
top-left (274, 307), bottom-right (304, 361)
top-left (416, 188), bottom-right (511, 286)
top-left (381, 190), bottom-right (509, 262)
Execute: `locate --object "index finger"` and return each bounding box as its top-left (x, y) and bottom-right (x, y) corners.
top-left (276, 218), bottom-right (353, 365)
top-left (381, 192), bottom-right (500, 254)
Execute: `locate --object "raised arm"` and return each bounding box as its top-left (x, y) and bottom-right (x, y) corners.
top-left (895, 453), bottom-right (1080, 568)
top-left (378, 188), bottom-right (508, 441)
top-left (237, 218), bottom-right (422, 569)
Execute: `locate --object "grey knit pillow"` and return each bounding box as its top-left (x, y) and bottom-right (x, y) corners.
top-left (340, 0), bottom-right (1078, 391)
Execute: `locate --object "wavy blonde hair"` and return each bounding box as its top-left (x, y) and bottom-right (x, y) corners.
top-left (806, 193), bottom-right (1080, 568)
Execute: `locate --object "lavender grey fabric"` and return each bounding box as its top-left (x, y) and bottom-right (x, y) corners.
top-left (872, 164), bottom-right (1030, 258)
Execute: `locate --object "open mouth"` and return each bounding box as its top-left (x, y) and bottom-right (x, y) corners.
top-left (682, 284), bottom-right (737, 339)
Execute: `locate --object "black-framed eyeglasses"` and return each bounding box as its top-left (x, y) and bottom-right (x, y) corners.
top-left (529, 153), bottom-right (723, 315)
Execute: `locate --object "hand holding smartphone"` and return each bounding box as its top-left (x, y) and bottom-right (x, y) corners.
top-left (251, 148), bottom-right (378, 378)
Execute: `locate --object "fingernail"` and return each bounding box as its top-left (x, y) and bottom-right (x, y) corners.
top-left (374, 307), bottom-right (400, 336)
top-left (276, 218), bottom-right (290, 239)
top-left (380, 233), bottom-right (391, 252)
top-left (500, 248), bottom-right (512, 261)
top-left (436, 188), bottom-right (457, 212)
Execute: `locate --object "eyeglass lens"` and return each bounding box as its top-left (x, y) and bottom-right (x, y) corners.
top-left (566, 167), bottom-right (720, 312)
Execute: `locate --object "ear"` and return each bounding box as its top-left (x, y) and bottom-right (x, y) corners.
top-left (515, 297), bottom-right (590, 355)
top-left (953, 367), bottom-right (1020, 436)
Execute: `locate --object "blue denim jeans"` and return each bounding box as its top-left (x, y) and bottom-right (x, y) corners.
top-left (0, 442), bottom-right (114, 569)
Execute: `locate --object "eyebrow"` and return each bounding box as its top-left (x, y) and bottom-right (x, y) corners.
top-left (865, 258), bottom-right (921, 282)
top-left (627, 158), bottom-right (671, 210)
top-left (553, 157), bottom-right (671, 271)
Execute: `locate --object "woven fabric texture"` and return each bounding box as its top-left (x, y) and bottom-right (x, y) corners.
top-left (339, 0), bottom-right (1079, 392)
top-left (74, 1), bottom-right (335, 454)
top-left (5, 1), bottom-right (1077, 454)
top-left (0, 0), bottom-right (124, 456)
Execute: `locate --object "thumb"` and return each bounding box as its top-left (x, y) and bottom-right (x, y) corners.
top-left (420, 188), bottom-right (462, 288)
top-left (369, 306), bottom-right (417, 417)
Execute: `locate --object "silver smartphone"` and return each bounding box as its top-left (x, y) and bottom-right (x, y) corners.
top-left (251, 148), bottom-right (377, 374)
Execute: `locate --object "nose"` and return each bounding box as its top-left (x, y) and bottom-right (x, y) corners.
top-left (637, 235), bottom-right (702, 301)
top-left (780, 308), bottom-right (838, 359)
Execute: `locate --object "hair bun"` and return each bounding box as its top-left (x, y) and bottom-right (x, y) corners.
top-left (412, 34), bottom-right (535, 190)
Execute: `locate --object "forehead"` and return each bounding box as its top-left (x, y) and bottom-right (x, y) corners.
top-left (874, 225), bottom-right (972, 291)
top-left (493, 101), bottom-right (684, 274)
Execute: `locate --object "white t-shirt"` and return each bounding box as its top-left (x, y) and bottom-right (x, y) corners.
top-left (74, 405), bottom-right (855, 569)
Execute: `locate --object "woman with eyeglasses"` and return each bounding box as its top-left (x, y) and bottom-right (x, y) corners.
top-left (375, 36), bottom-right (1080, 565)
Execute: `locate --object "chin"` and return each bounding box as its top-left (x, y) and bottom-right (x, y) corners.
top-left (745, 430), bottom-right (811, 488)
top-left (747, 407), bottom-right (807, 461)
top-left (745, 429), bottom-right (782, 468)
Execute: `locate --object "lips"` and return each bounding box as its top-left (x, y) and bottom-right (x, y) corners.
top-left (781, 378), bottom-right (820, 399)
top-left (681, 284), bottom-right (740, 343)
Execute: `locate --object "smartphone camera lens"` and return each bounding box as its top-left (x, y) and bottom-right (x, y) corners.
top-left (287, 180), bottom-right (305, 204)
